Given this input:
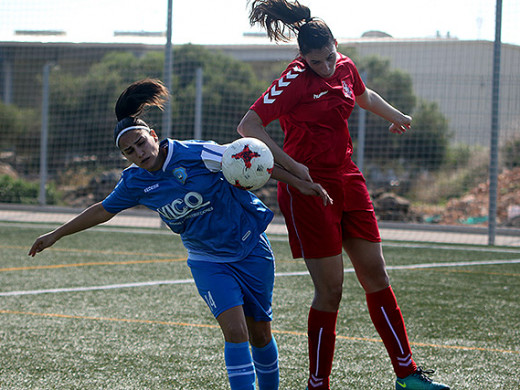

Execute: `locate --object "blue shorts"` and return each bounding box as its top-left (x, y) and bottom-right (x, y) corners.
top-left (187, 234), bottom-right (275, 321)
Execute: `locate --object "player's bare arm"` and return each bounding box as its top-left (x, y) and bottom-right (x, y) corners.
top-left (237, 110), bottom-right (313, 182)
top-left (28, 202), bottom-right (115, 257)
top-left (356, 88), bottom-right (412, 134)
top-left (271, 165), bottom-right (333, 206)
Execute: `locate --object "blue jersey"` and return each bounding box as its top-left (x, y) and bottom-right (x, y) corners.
top-left (102, 139), bottom-right (274, 262)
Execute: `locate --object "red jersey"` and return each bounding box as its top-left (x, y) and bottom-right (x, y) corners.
top-left (251, 53), bottom-right (366, 172)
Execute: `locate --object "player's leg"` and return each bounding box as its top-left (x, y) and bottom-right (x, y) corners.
top-left (304, 254), bottom-right (344, 390)
top-left (343, 237), bottom-right (389, 293)
top-left (344, 237), bottom-right (450, 389)
top-left (239, 234), bottom-right (279, 389)
top-left (188, 260), bottom-right (256, 390)
top-left (305, 254), bottom-right (344, 311)
top-left (344, 236), bottom-right (417, 378)
top-left (217, 306), bottom-right (256, 390)
top-left (277, 180), bottom-right (345, 390)
top-left (247, 318), bottom-right (279, 390)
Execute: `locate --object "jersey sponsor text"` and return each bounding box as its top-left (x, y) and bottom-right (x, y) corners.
top-left (157, 191), bottom-right (211, 220)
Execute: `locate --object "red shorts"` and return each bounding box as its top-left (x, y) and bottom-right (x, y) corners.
top-left (278, 170), bottom-right (381, 259)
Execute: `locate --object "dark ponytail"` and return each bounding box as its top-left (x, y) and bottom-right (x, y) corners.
top-left (113, 78), bottom-right (169, 147)
top-left (115, 78), bottom-right (169, 121)
top-left (249, 0), bottom-right (334, 55)
top-left (249, 0), bottom-right (311, 42)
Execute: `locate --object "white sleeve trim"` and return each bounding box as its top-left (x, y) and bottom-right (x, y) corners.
top-left (201, 143), bottom-right (227, 172)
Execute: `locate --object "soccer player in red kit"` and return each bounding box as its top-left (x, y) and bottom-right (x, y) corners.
top-left (238, 1), bottom-right (450, 389)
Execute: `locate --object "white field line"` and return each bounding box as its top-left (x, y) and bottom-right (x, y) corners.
top-left (0, 279), bottom-right (194, 296)
top-left (383, 242), bottom-right (520, 254)
top-left (1, 258), bottom-right (519, 297)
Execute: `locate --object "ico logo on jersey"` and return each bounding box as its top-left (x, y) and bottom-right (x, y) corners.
top-left (157, 191), bottom-right (211, 221)
top-left (221, 137), bottom-right (274, 191)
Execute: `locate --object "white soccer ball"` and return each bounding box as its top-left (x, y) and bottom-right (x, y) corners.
top-left (222, 137), bottom-right (274, 190)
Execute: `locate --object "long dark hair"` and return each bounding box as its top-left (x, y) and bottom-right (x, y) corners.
top-left (115, 78), bottom-right (169, 121)
top-left (248, 0), bottom-right (335, 55)
top-left (113, 78), bottom-right (169, 146)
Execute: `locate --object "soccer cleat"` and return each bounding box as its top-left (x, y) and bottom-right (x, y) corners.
top-left (396, 367), bottom-right (450, 390)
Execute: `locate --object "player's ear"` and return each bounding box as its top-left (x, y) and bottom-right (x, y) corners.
top-left (150, 129), bottom-right (159, 141)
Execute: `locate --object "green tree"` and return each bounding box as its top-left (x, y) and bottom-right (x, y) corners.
top-left (45, 45), bottom-right (266, 174)
top-left (502, 137), bottom-right (520, 168)
top-left (338, 50), bottom-right (450, 173)
top-left (352, 55), bottom-right (417, 162)
top-left (170, 44), bottom-right (266, 143)
top-left (0, 101), bottom-right (31, 149)
top-left (0, 101), bottom-right (39, 168)
top-left (400, 100), bottom-right (450, 170)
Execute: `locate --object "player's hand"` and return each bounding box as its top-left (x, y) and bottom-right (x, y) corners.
top-left (389, 114), bottom-right (412, 134)
top-left (295, 180), bottom-right (333, 206)
top-left (28, 232), bottom-right (58, 257)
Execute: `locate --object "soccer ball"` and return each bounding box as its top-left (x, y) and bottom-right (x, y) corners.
top-left (222, 137), bottom-right (274, 190)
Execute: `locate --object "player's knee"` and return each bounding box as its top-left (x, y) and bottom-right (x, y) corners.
top-left (372, 267), bottom-right (390, 288)
top-left (360, 270), bottom-right (389, 293)
top-left (315, 284), bottom-right (343, 308)
top-left (223, 324), bottom-right (249, 343)
top-left (249, 330), bottom-right (272, 348)
top-left (219, 317), bottom-right (249, 343)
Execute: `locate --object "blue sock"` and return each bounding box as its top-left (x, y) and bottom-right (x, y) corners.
top-left (224, 341), bottom-right (255, 390)
top-left (252, 337), bottom-right (279, 390)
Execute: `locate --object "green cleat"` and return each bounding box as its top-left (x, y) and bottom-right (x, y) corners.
top-left (396, 367), bottom-right (450, 390)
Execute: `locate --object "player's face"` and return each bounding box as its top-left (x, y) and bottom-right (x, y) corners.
top-left (119, 129), bottom-right (163, 171)
top-left (302, 41), bottom-right (338, 79)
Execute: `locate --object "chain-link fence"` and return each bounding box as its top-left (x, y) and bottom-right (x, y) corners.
top-left (1, 0), bottom-right (519, 246)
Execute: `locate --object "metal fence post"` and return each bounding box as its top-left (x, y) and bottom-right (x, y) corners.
top-left (488, 0), bottom-right (502, 246)
top-left (162, 0), bottom-right (173, 139)
top-left (38, 63), bottom-right (51, 206)
top-left (194, 67), bottom-right (203, 140)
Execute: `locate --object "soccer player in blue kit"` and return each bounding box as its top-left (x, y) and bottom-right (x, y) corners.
top-left (29, 78), bottom-right (331, 390)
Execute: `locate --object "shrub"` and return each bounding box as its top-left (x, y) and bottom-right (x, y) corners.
top-left (0, 175), bottom-right (59, 204)
top-left (502, 137), bottom-right (520, 169)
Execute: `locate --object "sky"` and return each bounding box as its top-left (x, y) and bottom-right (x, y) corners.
top-left (1, 0), bottom-right (519, 46)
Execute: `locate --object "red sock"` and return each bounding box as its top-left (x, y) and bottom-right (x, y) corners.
top-left (366, 286), bottom-right (417, 378)
top-left (307, 307), bottom-right (338, 389)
